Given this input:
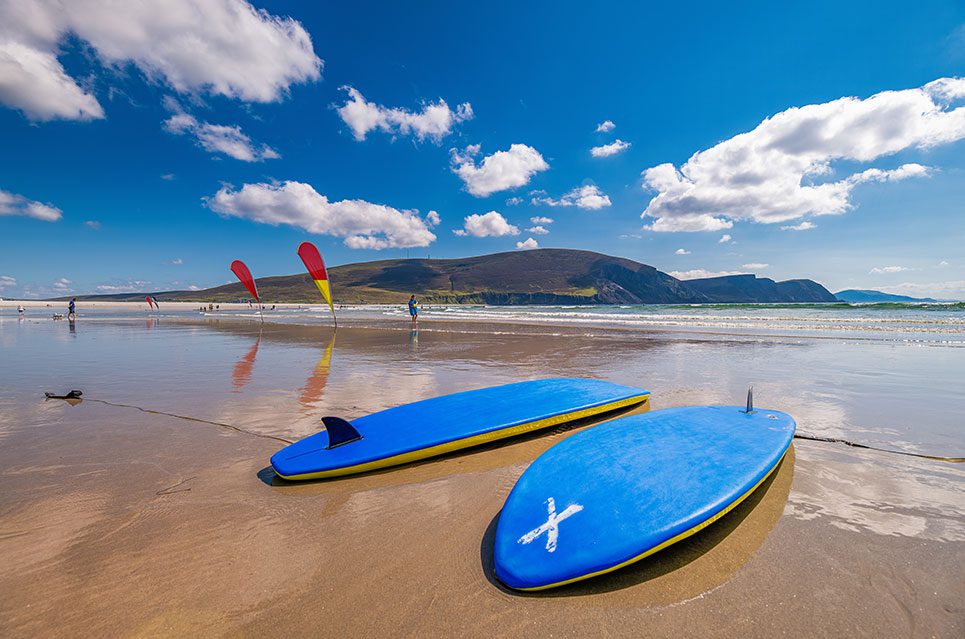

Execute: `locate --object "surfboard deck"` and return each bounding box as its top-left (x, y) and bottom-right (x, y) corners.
top-left (271, 378), bottom-right (650, 481)
top-left (493, 405), bottom-right (795, 590)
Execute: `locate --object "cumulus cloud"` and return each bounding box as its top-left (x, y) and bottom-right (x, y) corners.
top-left (505, 197), bottom-right (523, 206)
top-left (207, 181), bottom-right (437, 249)
top-left (527, 225), bottom-right (549, 235)
top-left (870, 266), bottom-right (908, 274)
top-left (425, 210), bottom-right (441, 227)
top-left (337, 87), bottom-right (472, 143)
top-left (0, 275), bottom-right (16, 291)
top-left (450, 144), bottom-right (548, 197)
top-left (170, 258), bottom-right (183, 265)
top-left (670, 269), bottom-right (743, 280)
top-left (530, 216), bottom-right (553, 225)
top-left (52, 277), bottom-right (72, 291)
top-left (0, 0), bottom-right (321, 121)
top-left (453, 211), bottom-right (519, 237)
top-left (0, 189), bottom-right (62, 221)
top-left (675, 248), bottom-right (690, 255)
top-left (84, 220), bottom-right (101, 229)
top-left (596, 120), bottom-right (616, 133)
top-left (781, 221), bottom-right (816, 231)
top-left (591, 139), bottom-right (631, 157)
top-left (164, 113), bottom-right (279, 161)
top-left (533, 185), bottom-right (611, 210)
top-left (742, 263), bottom-right (769, 269)
top-left (641, 78), bottom-right (965, 232)
top-left (719, 234), bottom-right (732, 243)
top-left (516, 237), bottom-right (539, 250)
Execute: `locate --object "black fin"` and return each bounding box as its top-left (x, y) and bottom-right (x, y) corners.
top-left (744, 386), bottom-right (754, 413)
top-left (322, 416), bottom-right (363, 449)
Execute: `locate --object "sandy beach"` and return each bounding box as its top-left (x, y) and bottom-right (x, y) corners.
top-left (0, 305), bottom-right (963, 637)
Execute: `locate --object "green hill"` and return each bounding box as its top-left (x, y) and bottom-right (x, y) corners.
top-left (62, 248), bottom-right (835, 305)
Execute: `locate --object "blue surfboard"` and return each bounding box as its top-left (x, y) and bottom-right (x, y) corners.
top-left (493, 405), bottom-right (795, 590)
top-left (271, 378), bottom-right (650, 481)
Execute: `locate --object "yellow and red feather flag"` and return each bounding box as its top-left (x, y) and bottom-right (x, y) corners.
top-left (297, 241), bottom-right (336, 324)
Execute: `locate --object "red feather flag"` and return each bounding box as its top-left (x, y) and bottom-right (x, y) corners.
top-left (145, 295), bottom-right (154, 310)
top-left (230, 260), bottom-right (260, 302)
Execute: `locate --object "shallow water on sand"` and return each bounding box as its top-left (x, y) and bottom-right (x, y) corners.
top-left (0, 314), bottom-right (963, 637)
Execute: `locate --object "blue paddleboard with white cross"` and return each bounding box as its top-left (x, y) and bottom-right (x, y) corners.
top-left (493, 404), bottom-right (795, 590)
top-left (271, 378), bottom-right (650, 481)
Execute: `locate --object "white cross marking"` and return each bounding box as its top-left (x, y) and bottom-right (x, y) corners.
top-left (517, 497), bottom-right (584, 552)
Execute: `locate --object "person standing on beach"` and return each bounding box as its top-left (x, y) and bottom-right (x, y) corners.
top-left (67, 298), bottom-right (76, 320)
top-left (408, 295), bottom-right (419, 324)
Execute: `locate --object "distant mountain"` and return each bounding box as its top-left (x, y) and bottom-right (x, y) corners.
top-left (685, 274), bottom-right (838, 303)
top-left (835, 289), bottom-right (937, 303)
top-left (61, 249), bottom-right (836, 305)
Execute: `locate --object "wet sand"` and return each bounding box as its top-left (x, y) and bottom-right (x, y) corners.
top-left (0, 317), bottom-right (963, 637)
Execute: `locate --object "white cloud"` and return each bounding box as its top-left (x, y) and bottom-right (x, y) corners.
top-left (170, 258), bottom-right (183, 265)
top-left (939, 260), bottom-right (949, 267)
top-left (52, 277), bottom-right (72, 291)
top-left (0, 41), bottom-right (105, 120)
top-left (596, 120), bottom-right (616, 133)
top-left (0, 275), bottom-right (16, 291)
top-left (453, 211), bottom-right (519, 237)
top-left (84, 220), bottom-right (101, 229)
top-left (675, 248), bottom-right (690, 255)
top-left (0, 189), bottom-right (62, 221)
top-left (450, 144), bottom-right (549, 197)
top-left (164, 113), bottom-right (279, 161)
top-left (516, 237), bottom-right (539, 250)
top-left (887, 280), bottom-right (965, 300)
top-left (186, 285), bottom-right (201, 291)
top-left (160, 173), bottom-right (176, 181)
top-left (0, 0), bottom-right (321, 121)
top-left (782, 221), bottom-right (816, 231)
top-left (337, 87), bottom-right (472, 143)
top-left (870, 266), bottom-right (909, 274)
top-left (591, 139), bottom-right (631, 157)
top-left (670, 269), bottom-right (744, 280)
top-left (533, 185), bottom-right (611, 210)
top-left (742, 262), bottom-right (769, 269)
top-left (207, 181), bottom-right (437, 249)
top-left (96, 281), bottom-right (149, 294)
top-left (719, 234), bottom-right (732, 243)
top-left (641, 78), bottom-right (965, 232)
top-left (530, 216), bottom-right (553, 225)
top-left (644, 214), bottom-right (732, 232)
top-left (425, 210), bottom-right (441, 227)
top-left (527, 225), bottom-right (549, 235)
top-left (505, 197), bottom-right (523, 206)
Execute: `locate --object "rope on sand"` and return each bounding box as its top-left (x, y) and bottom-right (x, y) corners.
top-left (793, 433), bottom-right (964, 462)
top-left (72, 396), bottom-right (294, 445)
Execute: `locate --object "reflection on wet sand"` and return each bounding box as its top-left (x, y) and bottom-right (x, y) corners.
top-left (298, 331), bottom-right (335, 409)
top-left (231, 332), bottom-right (260, 391)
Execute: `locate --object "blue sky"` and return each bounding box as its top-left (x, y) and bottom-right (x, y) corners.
top-left (1, 0), bottom-right (964, 299)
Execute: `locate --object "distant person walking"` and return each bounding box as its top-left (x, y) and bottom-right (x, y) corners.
top-left (18, 304), bottom-right (24, 315)
top-left (408, 295), bottom-right (419, 324)
top-left (67, 298), bottom-right (76, 320)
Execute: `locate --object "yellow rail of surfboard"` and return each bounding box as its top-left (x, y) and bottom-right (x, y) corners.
top-left (275, 393), bottom-right (650, 481)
